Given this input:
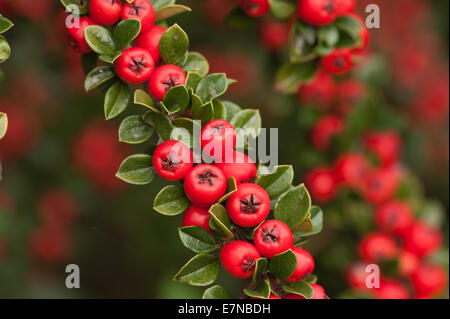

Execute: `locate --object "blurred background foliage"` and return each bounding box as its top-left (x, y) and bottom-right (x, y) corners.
top-left (0, 0), bottom-right (448, 298)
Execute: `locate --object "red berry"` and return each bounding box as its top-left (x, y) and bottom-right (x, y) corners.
top-left (305, 167), bottom-right (338, 204)
top-left (336, 79), bottom-right (366, 115)
top-left (254, 220), bottom-right (294, 258)
top-left (148, 64), bottom-right (186, 100)
top-left (115, 47), bottom-right (155, 84)
top-left (182, 205), bottom-right (212, 234)
top-left (402, 222), bottom-right (442, 257)
top-left (66, 16), bottom-right (95, 53)
top-left (360, 167), bottom-right (399, 205)
top-left (364, 131), bottom-right (401, 167)
top-left (374, 279), bottom-right (410, 299)
top-left (37, 189), bottom-right (78, 226)
top-left (238, 0), bottom-right (269, 18)
top-left (259, 20), bottom-right (290, 51)
top-left (89, 0), bottom-right (122, 26)
top-left (399, 250), bottom-right (420, 277)
top-left (184, 164), bottom-right (227, 207)
top-left (298, 70), bottom-right (337, 109)
top-left (411, 263), bottom-right (447, 299)
top-left (334, 152), bottom-right (370, 189)
top-left (135, 25), bottom-right (166, 63)
top-left (335, 0), bottom-right (356, 15)
top-left (321, 48), bottom-right (353, 74)
top-left (29, 225), bottom-right (72, 263)
top-left (122, 0), bottom-right (155, 33)
top-left (286, 247), bottom-right (315, 282)
top-left (346, 13), bottom-right (370, 54)
top-left (152, 140), bottom-right (193, 181)
top-left (375, 200), bottom-right (414, 235)
top-left (214, 151), bottom-right (257, 184)
top-left (311, 115), bottom-right (344, 151)
top-left (201, 119), bottom-right (237, 162)
top-left (226, 183), bottom-right (271, 227)
top-left (220, 241), bottom-right (260, 278)
top-left (309, 283), bottom-right (327, 299)
top-left (346, 262), bottom-right (371, 291)
top-left (298, 0), bottom-right (338, 26)
top-left (358, 232), bottom-right (399, 263)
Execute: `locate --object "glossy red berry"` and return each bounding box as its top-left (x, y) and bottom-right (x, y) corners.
top-left (311, 115), bottom-right (344, 151)
top-left (66, 16), bottom-right (95, 53)
top-left (148, 64), bottom-right (186, 100)
top-left (402, 222), bottom-right (442, 257)
top-left (298, 70), bottom-right (337, 109)
top-left (152, 140), bottom-right (193, 181)
top-left (360, 167), bottom-right (399, 205)
top-left (226, 183), bottom-right (271, 227)
top-left (375, 200), bottom-right (414, 235)
top-left (115, 47), bottom-right (155, 84)
top-left (335, 0), bottom-right (356, 15)
top-left (346, 262), bottom-right (371, 291)
top-left (238, 0), bottom-right (270, 18)
top-left (411, 263), bottom-right (447, 299)
top-left (322, 48), bottom-right (353, 74)
top-left (286, 247), bottom-right (315, 282)
top-left (135, 25), bottom-right (166, 63)
top-left (214, 151), bottom-right (257, 184)
top-left (305, 167), bottom-right (338, 204)
top-left (220, 241), bottom-right (261, 278)
top-left (364, 131), bottom-right (401, 167)
top-left (254, 220), bottom-right (294, 258)
top-left (399, 250), bottom-right (420, 277)
top-left (298, 0), bottom-right (338, 26)
top-left (201, 119), bottom-right (237, 162)
top-left (182, 205), bottom-right (212, 234)
top-left (184, 164), bottom-right (227, 207)
top-left (374, 279), bottom-right (410, 299)
top-left (334, 152), bottom-right (370, 189)
top-left (89, 0), bottom-right (122, 26)
top-left (259, 20), bottom-right (290, 51)
top-left (358, 232), bottom-right (399, 263)
top-left (122, 0), bottom-right (155, 33)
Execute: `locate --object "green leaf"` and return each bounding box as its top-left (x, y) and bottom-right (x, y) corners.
top-left (59, 0), bottom-right (89, 15)
top-left (293, 206), bottom-right (323, 236)
top-left (84, 66), bottom-right (115, 92)
top-left (118, 115), bottom-right (154, 144)
top-left (114, 19), bottom-right (141, 51)
top-left (274, 184), bottom-right (311, 230)
top-left (213, 99), bottom-right (227, 121)
top-left (217, 177), bottom-right (238, 203)
top-left (182, 52), bottom-right (209, 77)
top-left (0, 112), bottom-right (7, 140)
top-left (134, 89), bottom-right (160, 113)
top-left (104, 82), bottom-right (131, 120)
top-left (196, 73), bottom-right (228, 103)
top-left (192, 101), bottom-right (214, 125)
top-left (223, 101), bottom-right (242, 122)
top-left (185, 71), bottom-right (203, 91)
top-left (116, 154), bottom-right (156, 185)
top-left (230, 109), bottom-right (262, 148)
top-left (153, 185), bottom-right (189, 216)
top-left (150, 0), bottom-right (176, 10)
top-left (274, 60), bottom-right (318, 94)
top-left (0, 36), bottom-right (11, 63)
top-left (203, 285), bottom-right (228, 299)
top-left (282, 281), bottom-right (314, 299)
top-left (85, 25), bottom-right (118, 56)
top-left (243, 279), bottom-right (271, 299)
top-left (172, 117), bottom-right (201, 149)
top-left (225, 7), bottom-right (254, 30)
top-left (256, 165), bottom-right (294, 198)
top-left (142, 112), bottom-right (173, 141)
top-left (159, 24), bottom-right (189, 65)
top-left (161, 85), bottom-right (190, 114)
top-left (173, 253), bottom-right (219, 287)
top-left (0, 15), bottom-right (14, 34)
top-left (269, 0), bottom-right (297, 20)
top-left (269, 249), bottom-right (297, 279)
top-left (289, 22), bottom-right (317, 63)
top-left (155, 4), bottom-right (192, 22)
top-left (317, 25), bottom-right (339, 47)
top-left (179, 226), bottom-right (217, 253)
top-left (208, 204), bottom-right (233, 239)
top-left (253, 258), bottom-right (269, 281)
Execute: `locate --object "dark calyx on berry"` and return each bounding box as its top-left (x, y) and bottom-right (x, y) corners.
top-left (240, 194), bottom-right (261, 214)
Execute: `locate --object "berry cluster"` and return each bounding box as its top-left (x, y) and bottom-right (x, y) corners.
top-left (348, 199), bottom-right (446, 299)
top-left (61, 0), bottom-right (327, 299)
